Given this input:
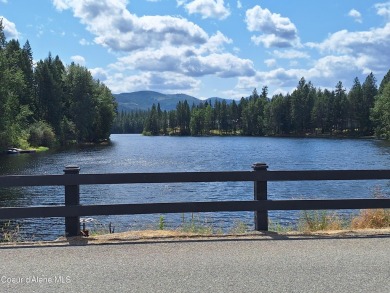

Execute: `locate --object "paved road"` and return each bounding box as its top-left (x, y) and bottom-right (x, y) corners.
top-left (0, 235), bottom-right (389, 293)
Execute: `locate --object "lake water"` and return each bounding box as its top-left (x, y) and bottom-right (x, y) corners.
top-left (1, 134), bottom-right (390, 240)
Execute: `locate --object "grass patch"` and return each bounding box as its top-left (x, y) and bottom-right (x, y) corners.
top-left (269, 220), bottom-right (295, 233)
top-left (34, 146), bottom-right (49, 152)
top-left (228, 220), bottom-right (249, 234)
top-left (1, 221), bottom-right (20, 242)
top-left (351, 209), bottom-right (390, 229)
top-left (297, 209), bottom-right (390, 232)
top-left (179, 213), bottom-right (213, 235)
top-left (298, 210), bottom-right (345, 232)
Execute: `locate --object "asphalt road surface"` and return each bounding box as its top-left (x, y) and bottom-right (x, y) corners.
top-left (0, 235), bottom-right (389, 293)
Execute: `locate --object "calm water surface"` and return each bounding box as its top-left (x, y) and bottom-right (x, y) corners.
top-left (1, 134), bottom-right (390, 240)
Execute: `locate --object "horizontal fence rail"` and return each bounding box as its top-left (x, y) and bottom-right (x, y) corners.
top-left (1, 163), bottom-right (390, 236)
top-left (2, 170), bottom-right (390, 187)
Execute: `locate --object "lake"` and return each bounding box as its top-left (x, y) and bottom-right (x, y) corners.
top-left (1, 134), bottom-right (390, 240)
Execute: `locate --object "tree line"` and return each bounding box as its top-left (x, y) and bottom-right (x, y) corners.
top-left (0, 20), bottom-right (117, 151)
top-left (112, 69), bottom-right (390, 138)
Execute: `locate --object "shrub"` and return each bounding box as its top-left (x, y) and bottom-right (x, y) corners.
top-left (28, 121), bottom-right (57, 147)
top-left (351, 209), bottom-right (390, 229)
top-left (298, 210), bottom-right (343, 232)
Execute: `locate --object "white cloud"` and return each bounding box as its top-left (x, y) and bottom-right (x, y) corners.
top-left (198, 30), bottom-right (232, 54)
top-left (79, 38), bottom-right (91, 45)
top-left (245, 5), bottom-right (300, 48)
top-left (90, 67), bottom-right (108, 81)
top-left (178, 0), bottom-right (231, 20)
top-left (0, 16), bottom-right (20, 39)
top-left (183, 53), bottom-right (255, 77)
top-left (113, 46), bottom-right (255, 78)
top-left (54, 0), bottom-right (208, 51)
top-left (375, 2), bottom-right (390, 20)
top-left (264, 59), bottom-right (276, 68)
top-left (348, 9), bottom-right (362, 23)
top-left (105, 71), bottom-right (201, 94)
top-left (234, 48), bottom-right (383, 97)
top-left (51, 0), bottom-right (255, 94)
top-left (70, 55), bottom-right (86, 65)
top-left (237, 1), bottom-right (242, 9)
top-left (307, 23), bottom-right (390, 74)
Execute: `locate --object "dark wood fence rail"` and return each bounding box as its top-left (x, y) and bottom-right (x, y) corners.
top-left (1, 163), bottom-right (390, 237)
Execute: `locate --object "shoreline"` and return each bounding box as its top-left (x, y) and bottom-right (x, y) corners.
top-left (1, 228), bottom-right (390, 247)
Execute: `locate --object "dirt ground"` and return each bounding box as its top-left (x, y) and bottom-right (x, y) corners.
top-left (1, 228), bottom-right (390, 247)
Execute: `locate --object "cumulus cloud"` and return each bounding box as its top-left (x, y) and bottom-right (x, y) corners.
top-left (90, 67), bottom-right (108, 81)
top-left (264, 59), bottom-right (277, 68)
top-left (105, 71), bottom-right (201, 94)
top-left (307, 23), bottom-right (390, 74)
top-left (348, 9), bottom-right (362, 23)
top-left (375, 2), bottom-right (390, 20)
top-left (79, 38), bottom-right (91, 45)
top-left (70, 55), bottom-right (86, 65)
top-left (0, 16), bottom-right (20, 39)
top-left (234, 50), bottom-right (381, 97)
top-left (178, 0), bottom-right (230, 20)
top-left (112, 46), bottom-right (255, 78)
top-left (53, 0), bottom-right (208, 51)
top-left (245, 5), bottom-right (300, 48)
top-left (51, 0), bottom-right (254, 89)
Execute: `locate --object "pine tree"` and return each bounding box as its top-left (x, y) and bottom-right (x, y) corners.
top-left (371, 83), bottom-right (390, 138)
top-left (361, 72), bottom-right (377, 135)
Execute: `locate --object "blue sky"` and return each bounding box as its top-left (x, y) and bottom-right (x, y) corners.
top-left (1, 0), bottom-right (390, 99)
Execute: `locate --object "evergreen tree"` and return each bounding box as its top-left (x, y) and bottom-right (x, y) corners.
top-left (0, 19), bottom-right (6, 49)
top-left (333, 81), bottom-right (348, 133)
top-left (378, 69), bottom-right (390, 95)
top-left (176, 100), bottom-right (191, 135)
top-left (361, 72), bottom-right (377, 135)
top-left (311, 89), bottom-right (329, 134)
top-left (371, 83), bottom-right (390, 138)
top-left (34, 54), bottom-right (65, 134)
top-left (20, 40), bottom-right (35, 111)
top-left (291, 78), bottom-right (314, 133)
top-left (348, 77), bottom-right (363, 133)
top-left (190, 107), bottom-right (204, 135)
top-left (144, 104), bottom-right (159, 135)
top-left (0, 25), bottom-right (31, 150)
top-left (203, 104), bottom-right (213, 135)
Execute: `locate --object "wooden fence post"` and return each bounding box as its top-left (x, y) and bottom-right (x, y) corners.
top-left (252, 163), bottom-right (268, 231)
top-left (64, 165), bottom-right (81, 237)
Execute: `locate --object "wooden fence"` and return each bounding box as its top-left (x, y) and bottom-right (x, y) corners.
top-left (1, 163), bottom-right (390, 237)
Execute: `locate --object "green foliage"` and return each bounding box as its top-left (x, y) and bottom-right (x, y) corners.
top-left (0, 25), bottom-right (117, 149)
top-left (180, 213), bottom-right (213, 234)
top-left (229, 221), bottom-right (248, 234)
top-left (135, 73), bottom-right (383, 139)
top-left (298, 210), bottom-right (343, 232)
top-left (159, 216), bottom-right (165, 230)
top-left (112, 110), bottom-right (148, 134)
top-left (28, 121), bottom-right (57, 147)
top-left (1, 221), bottom-right (20, 242)
top-left (371, 83), bottom-right (390, 138)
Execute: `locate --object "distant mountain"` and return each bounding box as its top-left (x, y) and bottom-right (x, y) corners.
top-left (114, 91), bottom-right (234, 112)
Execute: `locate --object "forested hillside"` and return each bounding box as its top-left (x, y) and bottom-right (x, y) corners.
top-left (0, 20), bottom-right (117, 151)
top-left (113, 71), bottom-right (390, 138)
